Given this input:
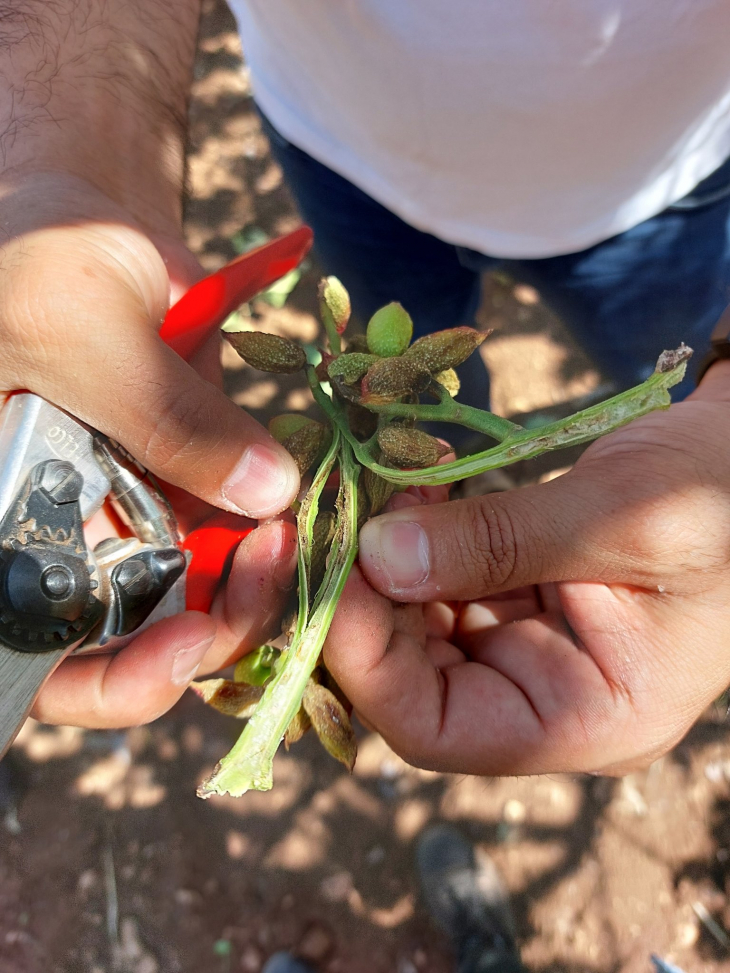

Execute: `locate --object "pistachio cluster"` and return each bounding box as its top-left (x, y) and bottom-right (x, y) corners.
top-left (195, 276), bottom-right (692, 799)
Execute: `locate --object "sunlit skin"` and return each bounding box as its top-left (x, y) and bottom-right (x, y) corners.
top-left (4, 1), bottom-right (730, 787)
top-left (324, 362), bottom-right (730, 777)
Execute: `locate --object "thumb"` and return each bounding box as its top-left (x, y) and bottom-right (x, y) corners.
top-left (5, 222), bottom-right (300, 520)
top-left (358, 472), bottom-right (623, 602)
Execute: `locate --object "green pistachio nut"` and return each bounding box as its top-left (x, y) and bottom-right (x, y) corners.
top-left (377, 425), bottom-right (451, 468)
top-left (366, 302), bottom-right (414, 357)
top-left (268, 413), bottom-right (315, 441)
top-left (327, 352), bottom-right (379, 385)
top-left (226, 331), bottom-right (307, 373)
top-left (269, 414), bottom-right (331, 475)
top-left (360, 356), bottom-right (431, 404)
top-left (404, 326), bottom-right (488, 373)
top-left (318, 276), bottom-right (351, 335)
top-left (190, 679), bottom-right (264, 718)
top-left (234, 645), bottom-right (280, 687)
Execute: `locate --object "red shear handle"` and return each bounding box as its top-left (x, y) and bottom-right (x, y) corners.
top-left (161, 226), bottom-right (313, 613)
top-left (160, 225), bottom-right (313, 360)
top-left (182, 514), bottom-right (255, 614)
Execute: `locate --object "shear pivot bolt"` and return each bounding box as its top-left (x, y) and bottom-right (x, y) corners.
top-left (40, 565), bottom-right (75, 600)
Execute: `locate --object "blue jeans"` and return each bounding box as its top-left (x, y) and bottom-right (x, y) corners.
top-left (261, 113), bottom-right (730, 407)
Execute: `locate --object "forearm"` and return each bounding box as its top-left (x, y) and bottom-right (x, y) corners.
top-left (0, 0), bottom-right (201, 234)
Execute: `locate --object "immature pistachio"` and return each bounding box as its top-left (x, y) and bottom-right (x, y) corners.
top-left (284, 705), bottom-right (312, 749)
top-left (433, 367), bottom-right (461, 397)
top-left (269, 414), bottom-right (330, 475)
top-left (190, 679), bottom-right (263, 718)
top-left (404, 326), bottom-right (488, 373)
top-left (226, 331), bottom-right (307, 373)
top-left (360, 356), bottom-right (431, 403)
top-left (302, 681), bottom-right (357, 771)
top-left (362, 465), bottom-right (396, 516)
top-left (269, 413), bottom-right (313, 441)
top-left (234, 645), bottom-right (280, 687)
top-left (318, 276), bottom-right (351, 335)
top-left (345, 402), bottom-right (378, 440)
top-left (366, 302), bottom-right (413, 357)
top-left (378, 425), bottom-right (451, 468)
top-left (327, 352), bottom-right (379, 385)
top-left (321, 667), bottom-right (353, 715)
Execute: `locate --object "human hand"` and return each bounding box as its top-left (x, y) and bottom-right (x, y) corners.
top-left (0, 173), bottom-right (300, 729)
top-left (325, 363), bottom-right (730, 776)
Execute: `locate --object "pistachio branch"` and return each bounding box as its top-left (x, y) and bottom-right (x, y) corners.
top-left (296, 429), bottom-right (341, 627)
top-left (197, 440), bottom-right (360, 798)
top-left (204, 275), bottom-right (693, 800)
top-left (362, 391), bottom-right (521, 441)
top-left (308, 348), bottom-right (690, 486)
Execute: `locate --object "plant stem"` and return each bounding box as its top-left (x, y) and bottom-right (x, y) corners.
top-left (363, 395), bottom-right (521, 441)
top-left (197, 442), bottom-right (360, 798)
top-left (296, 429), bottom-right (340, 626)
top-left (309, 352), bottom-right (689, 487)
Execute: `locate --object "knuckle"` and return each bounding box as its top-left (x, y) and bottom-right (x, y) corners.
top-left (466, 498), bottom-right (520, 589)
top-left (137, 385), bottom-right (217, 473)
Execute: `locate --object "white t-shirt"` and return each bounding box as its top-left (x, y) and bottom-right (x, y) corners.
top-left (228, 0), bottom-right (730, 258)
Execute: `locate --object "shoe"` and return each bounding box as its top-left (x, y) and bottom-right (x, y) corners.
top-left (416, 825), bottom-right (525, 973)
top-left (262, 953), bottom-right (319, 973)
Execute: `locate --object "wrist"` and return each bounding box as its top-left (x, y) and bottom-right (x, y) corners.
top-left (0, 169), bottom-right (185, 248)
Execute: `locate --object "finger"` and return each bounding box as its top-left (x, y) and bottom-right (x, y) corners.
top-left (325, 567), bottom-right (639, 776)
top-left (201, 519), bottom-right (298, 672)
top-left (424, 637), bottom-right (466, 669)
top-left (423, 600), bottom-right (456, 640)
top-left (32, 612), bottom-right (216, 728)
top-left (456, 593), bottom-right (541, 641)
top-left (2, 224), bottom-right (299, 518)
top-left (358, 470), bottom-right (641, 602)
top-left (324, 565), bottom-right (548, 773)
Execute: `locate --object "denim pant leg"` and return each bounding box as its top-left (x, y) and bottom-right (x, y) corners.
top-left (259, 112), bottom-right (493, 415)
top-left (499, 159), bottom-right (730, 400)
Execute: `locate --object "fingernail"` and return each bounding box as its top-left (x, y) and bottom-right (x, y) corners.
top-left (222, 443), bottom-right (298, 518)
top-left (171, 635), bottom-right (215, 687)
top-left (257, 520), bottom-right (298, 591)
top-left (359, 518), bottom-right (430, 590)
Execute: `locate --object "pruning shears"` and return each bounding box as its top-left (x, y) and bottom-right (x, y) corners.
top-left (0, 226), bottom-right (313, 759)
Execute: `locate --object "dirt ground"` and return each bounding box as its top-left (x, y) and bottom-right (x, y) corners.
top-left (4, 3), bottom-right (730, 972)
